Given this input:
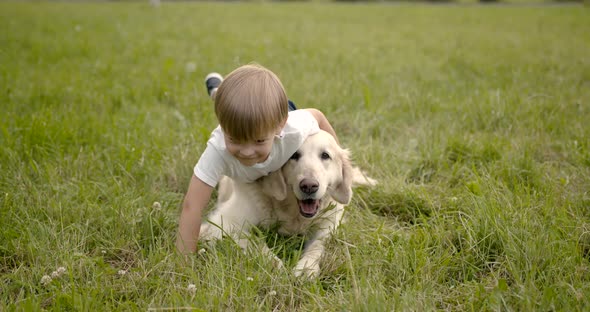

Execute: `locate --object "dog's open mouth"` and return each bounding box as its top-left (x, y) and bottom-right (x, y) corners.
top-left (298, 198), bottom-right (321, 218)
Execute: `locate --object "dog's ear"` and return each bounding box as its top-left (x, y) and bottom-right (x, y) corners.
top-left (332, 149), bottom-right (353, 204)
top-left (259, 169), bottom-right (288, 201)
top-left (217, 176), bottom-right (233, 204)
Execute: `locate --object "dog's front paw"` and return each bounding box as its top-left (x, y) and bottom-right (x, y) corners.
top-left (271, 254), bottom-right (285, 270)
top-left (293, 260), bottom-right (320, 279)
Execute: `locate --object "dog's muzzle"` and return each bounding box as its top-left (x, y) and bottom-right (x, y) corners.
top-left (298, 178), bottom-right (321, 218)
top-left (298, 198), bottom-right (321, 218)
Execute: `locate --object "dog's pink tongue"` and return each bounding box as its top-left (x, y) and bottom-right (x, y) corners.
top-left (299, 199), bottom-right (319, 218)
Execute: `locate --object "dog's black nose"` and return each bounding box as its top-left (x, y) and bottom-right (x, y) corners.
top-left (300, 179), bottom-right (319, 195)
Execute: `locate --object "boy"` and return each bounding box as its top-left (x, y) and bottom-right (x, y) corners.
top-left (176, 64), bottom-right (339, 254)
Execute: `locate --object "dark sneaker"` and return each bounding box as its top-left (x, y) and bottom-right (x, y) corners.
top-left (205, 72), bottom-right (223, 98)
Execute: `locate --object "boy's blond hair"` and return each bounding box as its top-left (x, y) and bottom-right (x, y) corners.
top-left (214, 64), bottom-right (289, 142)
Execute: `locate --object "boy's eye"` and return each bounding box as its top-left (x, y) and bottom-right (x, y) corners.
top-left (256, 139), bottom-right (267, 144)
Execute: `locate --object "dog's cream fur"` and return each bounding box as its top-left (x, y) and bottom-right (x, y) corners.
top-left (199, 130), bottom-right (376, 278)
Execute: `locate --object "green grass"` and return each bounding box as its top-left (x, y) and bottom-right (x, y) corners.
top-left (1, 1), bottom-right (589, 310)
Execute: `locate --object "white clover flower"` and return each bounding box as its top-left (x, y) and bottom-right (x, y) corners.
top-left (57, 267), bottom-right (66, 275)
top-left (51, 271), bottom-right (59, 279)
top-left (197, 248), bottom-right (206, 255)
top-left (451, 197), bottom-right (458, 202)
top-left (118, 270), bottom-right (127, 276)
top-left (187, 283), bottom-right (197, 294)
top-left (41, 275), bottom-right (52, 285)
top-left (185, 62), bottom-right (197, 73)
top-left (101, 250), bottom-right (107, 255)
top-left (152, 202), bottom-right (162, 210)
top-left (246, 277), bottom-right (254, 281)
top-left (268, 290), bottom-right (277, 296)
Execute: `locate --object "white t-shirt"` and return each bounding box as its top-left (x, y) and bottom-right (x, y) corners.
top-left (194, 109), bottom-right (320, 187)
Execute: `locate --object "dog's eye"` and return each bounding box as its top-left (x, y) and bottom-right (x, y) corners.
top-left (321, 152), bottom-right (331, 160)
top-left (290, 151), bottom-right (300, 161)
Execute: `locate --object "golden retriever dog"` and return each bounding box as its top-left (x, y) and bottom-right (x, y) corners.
top-left (199, 130), bottom-right (376, 278)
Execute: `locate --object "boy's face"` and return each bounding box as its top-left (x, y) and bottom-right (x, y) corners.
top-left (224, 131), bottom-right (276, 167)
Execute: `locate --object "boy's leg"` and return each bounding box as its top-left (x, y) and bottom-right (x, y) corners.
top-left (288, 100), bottom-right (297, 111)
top-left (205, 73), bottom-right (223, 100)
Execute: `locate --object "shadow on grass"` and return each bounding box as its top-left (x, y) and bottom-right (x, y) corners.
top-left (354, 188), bottom-right (433, 224)
top-left (406, 139), bottom-right (502, 186)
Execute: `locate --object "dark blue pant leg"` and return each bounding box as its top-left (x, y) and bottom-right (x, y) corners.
top-left (288, 100), bottom-right (297, 111)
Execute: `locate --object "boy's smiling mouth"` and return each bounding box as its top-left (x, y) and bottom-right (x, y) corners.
top-left (238, 158), bottom-right (258, 166)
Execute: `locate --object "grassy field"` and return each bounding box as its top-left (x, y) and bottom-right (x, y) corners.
top-left (1, 1), bottom-right (589, 310)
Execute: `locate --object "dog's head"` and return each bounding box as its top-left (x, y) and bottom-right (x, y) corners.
top-left (260, 130), bottom-right (353, 218)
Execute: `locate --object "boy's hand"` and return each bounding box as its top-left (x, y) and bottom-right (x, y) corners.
top-left (176, 175), bottom-right (214, 254)
top-left (305, 108), bottom-right (340, 145)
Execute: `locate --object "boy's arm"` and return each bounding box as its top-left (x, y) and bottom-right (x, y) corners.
top-left (304, 108), bottom-right (340, 145)
top-left (176, 175), bottom-right (214, 254)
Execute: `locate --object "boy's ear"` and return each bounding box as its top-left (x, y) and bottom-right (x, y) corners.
top-left (276, 118), bottom-right (287, 134)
